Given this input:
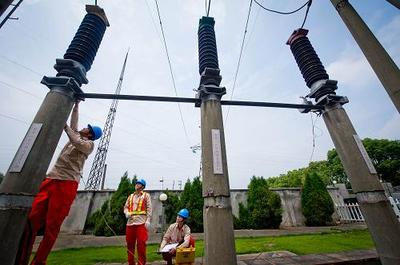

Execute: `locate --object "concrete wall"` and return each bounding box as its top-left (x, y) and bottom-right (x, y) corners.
top-left (272, 188), bottom-right (305, 227)
top-left (61, 190), bottom-right (113, 234)
top-left (230, 189), bottom-right (248, 217)
top-left (61, 187), bottom-right (344, 234)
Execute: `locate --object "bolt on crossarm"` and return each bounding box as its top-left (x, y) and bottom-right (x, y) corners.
top-left (196, 16), bottom-right (237, 265)
top-left (287, 28), bottom-right (400, 265)
top-left (0, 5), bottom-right (109, 264)
top-left (330, 0), bottom-right (400, 113)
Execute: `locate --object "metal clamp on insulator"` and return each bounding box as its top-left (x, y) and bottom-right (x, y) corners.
top-left (41, 76), bottom-right (84, 100)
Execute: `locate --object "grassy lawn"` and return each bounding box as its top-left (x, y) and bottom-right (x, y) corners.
top-left (45, 229), bottom-right (374, 265)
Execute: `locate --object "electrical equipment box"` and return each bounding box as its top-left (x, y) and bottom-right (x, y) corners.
top-left (175, 247), bottom-right (195, 265)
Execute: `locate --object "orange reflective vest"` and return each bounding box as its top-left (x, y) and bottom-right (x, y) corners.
top-left (127, 192), bottom-right (147, 215)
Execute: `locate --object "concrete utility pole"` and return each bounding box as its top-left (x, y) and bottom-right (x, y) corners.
top-left (197, 16), bottom-right (237, 265)
top-left (0, 5), bottom-right (109, 265)
top-left (386, 0), bottom-right (400, 9)
top-left (287, 29), bottom-right (400, 265)
top-left (330, 0), bottom-right (400, 113)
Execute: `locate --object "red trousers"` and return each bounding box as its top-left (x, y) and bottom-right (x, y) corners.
top-left (17, 178), bottom-right (78, 265)
top-left (126, 224), bottom-right (148, 265)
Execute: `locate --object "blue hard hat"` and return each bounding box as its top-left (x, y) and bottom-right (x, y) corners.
top-left (136, 179), bottom-right (146, 188)
top-left (178, 208), bottom-right (189, 219)
top-left (87, 124), bottom-right (103, 141)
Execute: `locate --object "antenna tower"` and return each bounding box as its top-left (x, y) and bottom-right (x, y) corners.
top-left (85, 51), bottom-right (129, 190)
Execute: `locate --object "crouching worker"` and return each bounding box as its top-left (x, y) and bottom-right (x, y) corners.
top-left (16, 101), bottom-right (102, 265)
top-left (159, 208), bottom-right (194, 265)
top-left (124, 179), bottom-right (152, 265)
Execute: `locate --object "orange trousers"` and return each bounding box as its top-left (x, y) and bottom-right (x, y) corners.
top-left (16, 178), bottom-right (78, 265)
top-left (126, 224), bottom-right (148, 265)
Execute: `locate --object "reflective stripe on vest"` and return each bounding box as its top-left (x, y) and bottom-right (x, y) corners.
top-left (128, 192), bottom-right (147, 215)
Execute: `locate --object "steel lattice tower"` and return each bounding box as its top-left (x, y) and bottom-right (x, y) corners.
top-left (85, 51), bottom-right (129, 190)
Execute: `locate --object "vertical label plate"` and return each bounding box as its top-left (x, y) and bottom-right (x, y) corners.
top-left (353, 134), bottom-right (377, 174)
top-left (9, 123), bottom-right (42, 173)
top-left (211, 129), bottom-right (223, 174)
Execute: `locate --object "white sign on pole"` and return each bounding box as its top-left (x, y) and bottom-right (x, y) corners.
top-left (9, 123), bottom-right (42, 173)
top-left (211, 129), bottom-right (223, 174)
top-left (353, 134), bottom-right (377, 174)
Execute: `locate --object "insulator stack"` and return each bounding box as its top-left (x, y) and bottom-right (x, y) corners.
top-left (287, 29), bottom-right (329, 88)
top-left (198, 16), bottom-right (219, 75)
top-left (63, 13), bottom-right (107, 72)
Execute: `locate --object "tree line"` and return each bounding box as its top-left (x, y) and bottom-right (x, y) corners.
top-left (267, 138), bottom-right (400, 188)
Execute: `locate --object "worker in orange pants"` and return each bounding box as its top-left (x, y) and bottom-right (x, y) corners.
top-left (16, 101), bottom-right (102, 265)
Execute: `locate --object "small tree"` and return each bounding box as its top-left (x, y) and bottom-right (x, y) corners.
top-left (85, 172), bottom-right (136, 236)
top-left (301, 172), bottom-right (334, 226)
top-left (164, 177), bottom-right (204, 232)
top-left (233, 202), bottom-right (251, 229)
top-left (235, 176), bottom-right (282, 229)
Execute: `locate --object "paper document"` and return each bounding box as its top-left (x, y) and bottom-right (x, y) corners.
top-left (160, 243), bottom-right (179, 252)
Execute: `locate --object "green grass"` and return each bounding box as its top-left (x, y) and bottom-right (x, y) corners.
top-left (45, 229), bottom-right (374, 265)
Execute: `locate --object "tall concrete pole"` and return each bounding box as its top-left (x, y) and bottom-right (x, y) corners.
top-left (0, 5), bottom-right (109, 265)
top-left (386, 0), bottom-right (400, 9)
top-left (197, 17), bottom-right (237, 265)
top-left (288, 29), bottom-right (400, 265)
top-left (330, 0), bottom-right (400, 113)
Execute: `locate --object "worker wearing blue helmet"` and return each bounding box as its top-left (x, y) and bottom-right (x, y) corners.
top-left (17, 101), bottom-right (103, 265)
top-left (124, 178), bottom-right (152, 265)
top-left (159, 208), bottom-right (195, 265)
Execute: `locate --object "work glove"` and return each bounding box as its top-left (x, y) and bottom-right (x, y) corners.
top-left (145, 221), bottom-right (151, 230)
top-left (125, 212), bottom-right (131, 219)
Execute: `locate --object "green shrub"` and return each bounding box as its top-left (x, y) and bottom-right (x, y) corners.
top-left (85, 172), bottom-right (136, 236)
top-left (301, 172), bottom-right (334, 226)
top-left (235, 176), bottom-right (282, 229)
top-left (165, 177), bottom-right (203, 232)
top-left (233, 202), bottom-right (251, 229)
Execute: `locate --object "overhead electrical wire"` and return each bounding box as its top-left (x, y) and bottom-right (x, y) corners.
top-left (300, 0), bottom-right (312, 28)
top-left (154, 0), bottom-right (191, 147)
top-left (0, 55), bottom-right (43, 77)
top-left (144, 0), bottom-right (164, 45)
top-left (253, 0), bottom-right (310, 15)
top-left (205, 0), bottom-right (212, 17)
top-left (224, 0), bottom-right (253, 123)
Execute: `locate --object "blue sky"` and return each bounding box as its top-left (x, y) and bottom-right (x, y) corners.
top-left (0, 0), bottom-right (399, 190)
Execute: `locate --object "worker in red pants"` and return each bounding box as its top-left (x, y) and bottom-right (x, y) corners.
top-left (16, 101), bottom-right (102, 265)
top-left (124, 179), bottom-right (152, 265)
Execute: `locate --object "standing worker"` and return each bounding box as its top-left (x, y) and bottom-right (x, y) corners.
top-left (159, 209), bottom-right (194, 265)
top-left (16, 101), bottom-right (103, 265)
top-left (124, 179), bottom-right (152, 265)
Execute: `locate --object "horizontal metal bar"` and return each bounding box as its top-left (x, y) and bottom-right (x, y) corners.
top-left (79, 93), bottom-right (323, 110)
top-left (81, 93), bottom-right (198, 103)
top-left (221, 100), bottom-right (324, 110)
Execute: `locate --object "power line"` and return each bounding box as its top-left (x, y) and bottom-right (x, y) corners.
top-left (225, 0), bottom-right (253, 123)
top-left (154, 0), bottom-right (191, 147)
top-left (253, 0), bottom-right (310, 15)
top-left (206, 0), bottom-right (211, 17)
top-left (143, 0), bottom-right (164, 45)
top-left (0, 113), bottom-right (28, 124)
top-left (300, 0), bottom-right (312, 28)
top-left (0, 80), bottom-right (42, 99)
top-left (0, 55), bottom-right (43, 77)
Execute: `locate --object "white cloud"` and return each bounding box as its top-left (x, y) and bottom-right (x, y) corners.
top-left (326, 55), bottom-right (375, 89)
